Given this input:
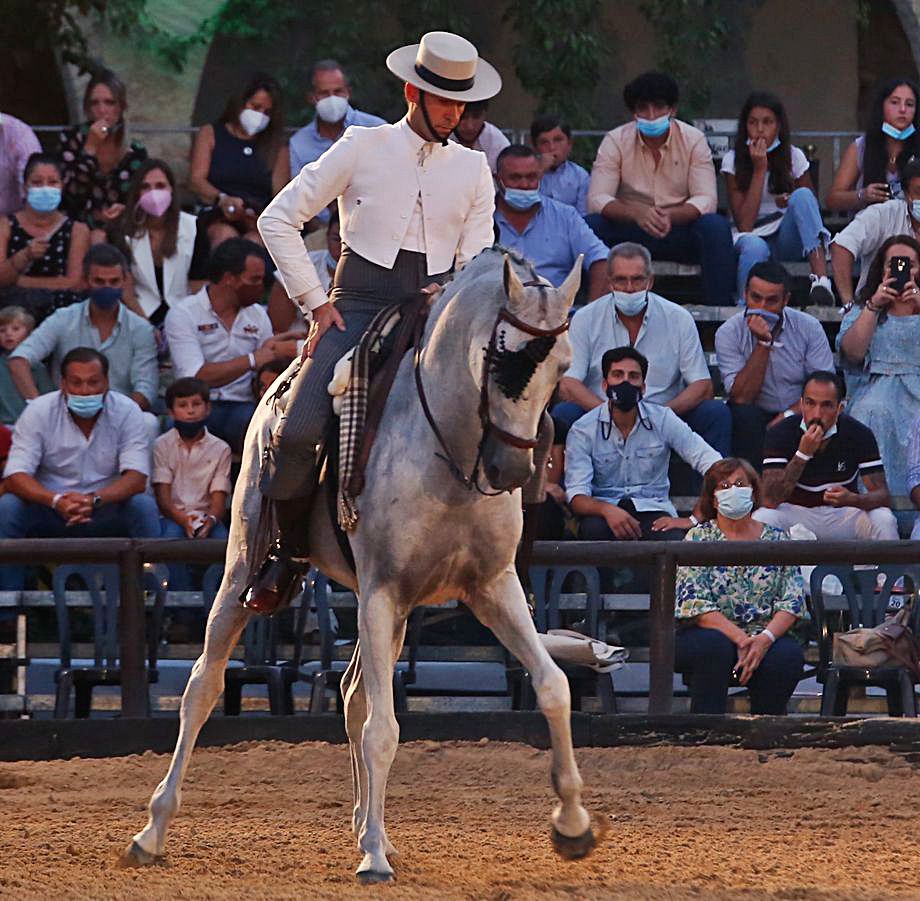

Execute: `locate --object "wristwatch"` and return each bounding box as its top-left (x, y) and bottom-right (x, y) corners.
top-left (688, 513), bottom-right (700, 527)
top-left (92, 494), bottom-right (103, 511)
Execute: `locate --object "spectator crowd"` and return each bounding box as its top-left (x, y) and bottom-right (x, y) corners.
top-left (2, 53), bottom-right (920, 713)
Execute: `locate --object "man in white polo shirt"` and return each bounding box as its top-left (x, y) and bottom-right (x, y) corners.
top-left (165, 238), bottom-right (291, 453)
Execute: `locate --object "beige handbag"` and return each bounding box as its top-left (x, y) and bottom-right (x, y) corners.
top-left (832, 607), bottom-right (920, 678)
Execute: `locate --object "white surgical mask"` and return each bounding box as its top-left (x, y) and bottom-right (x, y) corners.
top-left (239, 108), bottom-right (270, 137)
top-left (715, 486), bottom-right (754, 520)
top-left (612, 289), bottom-right (648, 317)
top-left (315, 95), bottom-right (349, 123)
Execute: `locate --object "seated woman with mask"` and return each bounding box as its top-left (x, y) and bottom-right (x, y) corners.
top-left (675, 457), bottom-right (807, 715)
top-left (0, 153), bottom-right (89, 321)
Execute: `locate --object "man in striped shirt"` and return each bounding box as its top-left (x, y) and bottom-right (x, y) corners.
top-left (754, 370), bottom-right (898, 540)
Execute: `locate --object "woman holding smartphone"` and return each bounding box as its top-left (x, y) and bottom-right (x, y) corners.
top-left (839, 234), bottom-right (920, 493)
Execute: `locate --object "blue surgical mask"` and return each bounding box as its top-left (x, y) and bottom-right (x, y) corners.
top-left (800, 418), bottom-right (838, 440)
top-left (89, 286), bottom-right (122, 310)
top-left (744, 307), bottom-right (781, 330)
top-left (66, 392), bottom-right (105, 418)
top-left (502, 185), bottom-right (542, 211)
top-left (882, 122), bottom-right (916, 141)
top-left (747, 137), bottom-right (781, 153)
top-left (715, 486), bottom-right (754, 520)
top-left (910, 199), bottom-right (920, 221)
top-left (613, 290), bottom-right (648, 317)
top-left (27, 186), bottom-right (61, 213)
top-left (635, 114), bottom-right (671, 138)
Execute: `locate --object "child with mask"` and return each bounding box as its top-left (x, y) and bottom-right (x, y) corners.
top-left (0, 153), bottom-right (89, 320)
top-left (0, 306), bottom-right (53, 423)
top-left (153, 377), bottom-right (231, 591)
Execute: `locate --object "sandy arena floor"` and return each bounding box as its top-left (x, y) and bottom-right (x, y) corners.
top-left (0, 738), bottom-right (918, 899)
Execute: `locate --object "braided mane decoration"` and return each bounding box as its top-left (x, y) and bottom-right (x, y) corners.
top-left (488, 330), bottom-right (557, 401)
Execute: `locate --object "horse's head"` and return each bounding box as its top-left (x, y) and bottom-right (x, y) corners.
top-left (477, 254), bottom-right (581, 492)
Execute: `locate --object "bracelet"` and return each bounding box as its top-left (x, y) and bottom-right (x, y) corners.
top-left (794, 450), bottom-right (812, 462)
top-left (761, 627), bottom-right (777, 644)
top-left (50, 493), bottom-right (63, 511)
top-left (688, 513), bottom-right (700, 527)
top-left (247, 352), bottom-right (256, 371)
top-left (757, 338), bottom-right (773, 347)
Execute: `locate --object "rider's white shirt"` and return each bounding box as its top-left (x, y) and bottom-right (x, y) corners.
top-left (259, 117), bottom-right (495, 315)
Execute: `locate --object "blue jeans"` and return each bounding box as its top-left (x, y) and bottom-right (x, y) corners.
top-left (734, 187), bottom-right (830, 302)
top-left (207, 400), bottom-right (255, 455)
top-left (160, 516), bottom-right (228, 590)
top-left (0, 493), bottom-right (161, 589)
top-left (675, 626), bottom-right (804, 714)
top-left (586, 212), bottom-right (736, 306)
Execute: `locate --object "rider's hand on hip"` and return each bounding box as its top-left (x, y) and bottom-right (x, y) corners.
top-left (304, 301), bottom-right (346, 360)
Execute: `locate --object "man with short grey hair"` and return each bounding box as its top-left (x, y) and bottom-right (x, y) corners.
top-left (289, 60), bottom-right (387, 176)
top-left (558, 241), bottom-right (731, 462)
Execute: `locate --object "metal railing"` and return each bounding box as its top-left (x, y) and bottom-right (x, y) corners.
top-left (3, 537), bottom-right (920, 718)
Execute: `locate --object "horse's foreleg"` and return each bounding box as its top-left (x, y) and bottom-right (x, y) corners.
top-left (475, 568), bottom-right (594, 858)
top-left (353, 593), bottom-right (405, 883)
top-left (124, 597), bottom-right (250, 865)
top-left (341, 641), bottom-right (367, 838)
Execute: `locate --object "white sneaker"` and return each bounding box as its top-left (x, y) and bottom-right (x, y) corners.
top-left (809, 274), bottom-right (835, 306)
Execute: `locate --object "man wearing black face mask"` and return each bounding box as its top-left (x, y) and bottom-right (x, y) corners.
top-left (566, 346), bottom-right (721, 541)
top-left (8, 243), bottom-right (159, 436)
top-left (165, 237), bottom-right (292, 454)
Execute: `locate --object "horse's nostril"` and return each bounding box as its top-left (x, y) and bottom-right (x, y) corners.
top-left (485, 464), bottom-right (502, 486)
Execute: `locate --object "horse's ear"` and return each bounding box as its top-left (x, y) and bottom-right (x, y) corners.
top-left (503, 255), bottom-right (527, 307)
top-left (557, 254), bottom-right (584, 310)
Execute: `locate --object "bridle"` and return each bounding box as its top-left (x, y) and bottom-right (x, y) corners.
top-left (414, 294), bottom-right (569, 495)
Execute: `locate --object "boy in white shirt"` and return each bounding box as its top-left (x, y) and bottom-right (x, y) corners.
top-left (153, 377), bottom-right (231, 591)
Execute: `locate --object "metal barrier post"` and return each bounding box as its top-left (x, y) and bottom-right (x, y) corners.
top-left (118, 544), bottom-right (147, 717)
top-left (648, 552), bottom-right (676, 714)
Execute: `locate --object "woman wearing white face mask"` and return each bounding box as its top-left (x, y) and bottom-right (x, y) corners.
top-left (190, 73), bottom-right (289, 251)
top-left (0, 153), bottom-right (89, 321)
top-left (114, 159), bottom-right (208, 325)
top-left (674, 457), bottom-right (807, 715)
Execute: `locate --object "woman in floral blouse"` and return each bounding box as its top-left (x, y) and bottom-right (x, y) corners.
top-left (675, 457), bottom-right (807, 714)
top-left (58, 68), bottom-right (147, 242)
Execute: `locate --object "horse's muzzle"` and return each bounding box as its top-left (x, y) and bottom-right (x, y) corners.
top-left (481, 433), bottom-right (534, 492)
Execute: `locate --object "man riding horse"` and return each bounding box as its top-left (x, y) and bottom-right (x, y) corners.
top-left (245, 32), bottom-right (502, 613)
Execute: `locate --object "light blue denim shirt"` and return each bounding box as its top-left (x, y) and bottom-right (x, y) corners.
top-left (565, 400), bottom-right (722, 516)
top-left (539, 159), bottom-right (590, 215)
top-left (10, 299), bottom-right (158, 404)
top-left (494, 196), bottom-right (608, 288)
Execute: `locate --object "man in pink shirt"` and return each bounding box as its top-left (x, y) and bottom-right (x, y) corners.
top-left (0, 112), bottom-right (41, 216)
top-left (586, 71), bottom-right (735, 306)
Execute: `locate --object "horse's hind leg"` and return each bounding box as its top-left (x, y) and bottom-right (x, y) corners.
top-left (473, 567), bottom-right (594, 858)
top-left (123, 595), bottom-right (250, 865)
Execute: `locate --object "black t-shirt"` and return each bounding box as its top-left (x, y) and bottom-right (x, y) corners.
top-left (762, 413), bottom-right (884, 508)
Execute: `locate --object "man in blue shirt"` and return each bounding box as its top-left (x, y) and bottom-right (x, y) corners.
top-left (494, 145), bottom-right (607, 298)
top-left (566, 346), bottom-right (720, 540)
top-left (289, 60), bottom-right (387, 175)
top-left (531, 114), bottom-right (590, 215)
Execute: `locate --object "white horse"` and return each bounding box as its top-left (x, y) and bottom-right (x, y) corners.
top-left (124, 248), bottom-right (595, 882)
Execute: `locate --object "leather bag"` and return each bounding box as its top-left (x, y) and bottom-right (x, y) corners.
top-left (832, 606), bottom-right (920, 678)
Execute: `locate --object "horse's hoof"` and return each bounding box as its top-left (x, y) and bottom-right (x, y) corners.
top-left (356, 869), bottom-right (394, 885)
top-left (551, 826), bottom-right (596, 860)
top-left (117, 840), bottom-right (159, 868)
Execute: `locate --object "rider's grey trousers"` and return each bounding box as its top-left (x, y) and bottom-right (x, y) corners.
top-left (261, 246), bottom-right (447, 499)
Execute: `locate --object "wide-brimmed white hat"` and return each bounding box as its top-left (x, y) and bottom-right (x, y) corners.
top-left (386, 31), bottom-right (501, 102)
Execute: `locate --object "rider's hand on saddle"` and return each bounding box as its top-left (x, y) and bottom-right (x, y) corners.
top-left (304, 302), bottom-right (345, 359)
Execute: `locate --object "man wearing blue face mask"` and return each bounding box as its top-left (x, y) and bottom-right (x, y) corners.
top-left (585, 71), bottom-right (735, 306)
top-left (493, 145), bottom-right (608, 299)
top-left (8, 243), bottom-right (158, 438)
top-left (716, 261), bottom-right (833, 468)
top-left (0, 346), bottom-right (160, 589)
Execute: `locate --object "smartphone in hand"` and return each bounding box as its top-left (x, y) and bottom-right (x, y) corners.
top-left (889, 255), bottom-right (912, 293)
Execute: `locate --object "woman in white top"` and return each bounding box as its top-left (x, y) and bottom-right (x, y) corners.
top-left (117, 159), bottom-right (205, 325)
top-left (722, 92), bottom-right (832, 305)
top-left (827, 77), bottom-right (920, 213)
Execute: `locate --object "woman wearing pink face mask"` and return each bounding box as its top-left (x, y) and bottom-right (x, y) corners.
top-left (114, 160), bottom-right (207, 325)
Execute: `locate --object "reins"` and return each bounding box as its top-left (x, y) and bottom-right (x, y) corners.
top-left (413, 293), bottom-right (569, 495)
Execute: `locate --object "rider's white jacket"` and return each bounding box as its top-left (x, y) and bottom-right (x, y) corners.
top-left (259, 117), bottom-right (495, 316)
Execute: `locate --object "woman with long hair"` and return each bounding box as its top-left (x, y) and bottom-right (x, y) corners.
top-left (827, 76), bottom-right (920, 212)
top-left (838, 233), bottom-right (920, 493)
top-left (189, 72), bottom-right (289, 250)
top-left (722, 91), bottom-right (832, 304)
top-left (115, 159), bottom-right (206, 325)
top-left (58, 68), bottom-right (148, 242)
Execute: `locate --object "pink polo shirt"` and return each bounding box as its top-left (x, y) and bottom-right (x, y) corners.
top-left (152, 427), bottom-right (232, 517)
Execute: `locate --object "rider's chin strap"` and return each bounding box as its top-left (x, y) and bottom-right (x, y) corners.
top-left (419, 90), bottom-right (449, 147)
